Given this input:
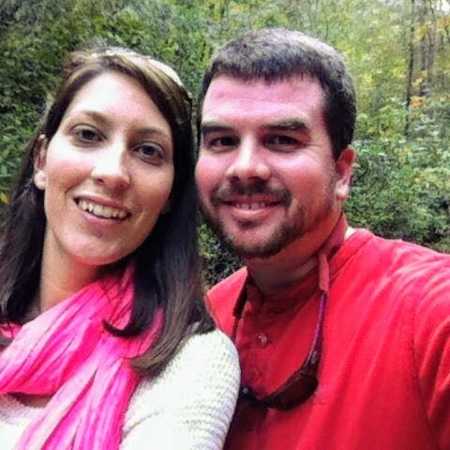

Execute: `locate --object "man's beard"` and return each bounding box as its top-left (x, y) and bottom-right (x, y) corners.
top-left (200, 177), bottom-right (336, 260)
top-left (201, 205), bottom-right (305, 259)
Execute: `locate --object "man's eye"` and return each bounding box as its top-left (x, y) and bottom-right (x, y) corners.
top-left (134, 143), bottom-right (165, 164)
top-left (205, 136), bottom-right (239, 151)
top-left (266, 135), bottom-right (298, 147)
top-left (74, 126), bottom-right (101, 143)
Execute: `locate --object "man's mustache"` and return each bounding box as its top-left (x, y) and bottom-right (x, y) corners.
top-left (211, 180), bottom-right (291, 205)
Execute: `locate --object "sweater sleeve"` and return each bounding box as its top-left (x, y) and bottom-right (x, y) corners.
top-left (413, 265), bottom-right (450, 450)
top-left (120, 329), bottom-right (240, 450)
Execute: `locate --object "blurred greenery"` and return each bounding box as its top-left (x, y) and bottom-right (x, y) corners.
top-left (1, 0), bottom-right (448, 285)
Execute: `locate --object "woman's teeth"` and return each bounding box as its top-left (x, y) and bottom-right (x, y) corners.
top-left (78, 199), bottom-right (127, 219)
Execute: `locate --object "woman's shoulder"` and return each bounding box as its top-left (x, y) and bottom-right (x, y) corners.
top-left (152, 328), bottom-right (239, 388)
top-left (125, 329), bottom-right (239, 422)
top-left (173, 328), bottom-right (239, 370)
top-left (132, 329), bottom-right (239, 400)
top-left (122, 329), bottom-right (240, 448)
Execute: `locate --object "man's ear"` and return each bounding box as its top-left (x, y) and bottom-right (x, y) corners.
top-left (33, 135), bottom-right (48, 190)
top-left (335, 147), bottom-right (356, 201)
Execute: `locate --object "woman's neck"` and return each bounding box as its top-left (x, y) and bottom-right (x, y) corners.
top-left (37, 245), bottom-right (101, 313)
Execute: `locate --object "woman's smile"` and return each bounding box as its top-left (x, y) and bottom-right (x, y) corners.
top-left (76, 198), bottom-right (130, 221)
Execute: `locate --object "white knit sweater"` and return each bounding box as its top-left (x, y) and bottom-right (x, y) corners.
top-left (0, 330), bottom-right (240, 449)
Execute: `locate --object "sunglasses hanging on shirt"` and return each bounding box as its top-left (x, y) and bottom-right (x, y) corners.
top-left (231, 215), bottom-right (347, 410)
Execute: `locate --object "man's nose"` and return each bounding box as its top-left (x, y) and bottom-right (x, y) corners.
top-left (91, 143), bottom-right (131, 191)
top-left (225, 138), bottom-right (271, 183)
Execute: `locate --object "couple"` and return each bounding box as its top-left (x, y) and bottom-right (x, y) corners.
top-left (1, 28), bottom-right (449, 450)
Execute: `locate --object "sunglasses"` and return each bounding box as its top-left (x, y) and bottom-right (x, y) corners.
top-left (233, 291), bottom-right (327, 410)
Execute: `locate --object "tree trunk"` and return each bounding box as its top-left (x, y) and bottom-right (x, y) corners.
top-left (405, 0), bottom-right (416, 137)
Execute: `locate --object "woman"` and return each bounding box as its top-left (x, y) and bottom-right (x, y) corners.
top-left (0, 47), bottom-right (239, 449)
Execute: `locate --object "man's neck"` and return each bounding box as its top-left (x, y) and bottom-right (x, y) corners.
top-left (247, 253), bottom-right (318, 296)
top-left (245, 219), bottom-right (353, 297)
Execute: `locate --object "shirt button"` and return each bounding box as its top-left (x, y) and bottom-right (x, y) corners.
top-left (256, 333), bottom-right (269, 347)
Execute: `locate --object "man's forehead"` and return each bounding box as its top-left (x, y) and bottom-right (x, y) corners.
top-left (204, 73), bottom-right (324, 98)
top-left (201, 74), bottom-right (325, 128)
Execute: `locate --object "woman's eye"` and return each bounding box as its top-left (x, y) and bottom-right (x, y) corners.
top-left (73, 126), bottom-right (101, 143)
top-left (134, 143), bottom-right (164, 163)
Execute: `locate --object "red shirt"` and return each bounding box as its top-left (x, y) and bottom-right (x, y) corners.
top-left (206, 230), bottom-right (450, 450)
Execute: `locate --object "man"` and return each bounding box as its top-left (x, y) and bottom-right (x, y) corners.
top-left (195, 28), bottom-right (450, 450)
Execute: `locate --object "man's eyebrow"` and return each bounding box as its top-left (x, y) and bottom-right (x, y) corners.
top-left (265, 118), bottom-right (310, 132)
top-left (200, 121), bottom-right (234, 136)
top-left (200, 118), bottom-right (310, 137)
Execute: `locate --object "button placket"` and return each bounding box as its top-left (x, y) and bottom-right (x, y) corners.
top-left (256, 332), bottom-right (269, 348)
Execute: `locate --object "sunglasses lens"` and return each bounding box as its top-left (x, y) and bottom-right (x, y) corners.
top-left (239, 369), bottom-right (318, 411)
top-left (270, 373), bottom-right (318, 410)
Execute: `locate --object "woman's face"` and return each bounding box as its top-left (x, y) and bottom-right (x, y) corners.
top-left (34, 71), bottom-right (174, 275)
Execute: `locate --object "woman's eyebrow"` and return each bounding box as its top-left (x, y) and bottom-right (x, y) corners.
top-left (134, 127), bottom-right (171, 138)
top-left (66, 110), bottom-right (171, 138)
top-left (63, 110), bottom-right (112, 131)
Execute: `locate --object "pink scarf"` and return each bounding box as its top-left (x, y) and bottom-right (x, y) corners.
top-left (0, 267), bottom-right (162, 450)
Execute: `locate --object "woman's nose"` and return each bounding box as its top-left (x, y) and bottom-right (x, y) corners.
top-left (90, 144), bottom-right (131, 191)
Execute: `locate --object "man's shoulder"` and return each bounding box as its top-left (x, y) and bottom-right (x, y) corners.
top-left (351, 229), bottom-right (450, 272)
top-left (348, 229), bottom-right (450, 300)
top-left (205, 267), bottom-right (248, 334)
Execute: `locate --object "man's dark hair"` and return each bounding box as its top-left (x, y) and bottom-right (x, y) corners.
top-left (199, 28), bottom-right (356, 158)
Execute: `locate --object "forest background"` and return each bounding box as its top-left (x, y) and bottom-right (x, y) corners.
top-left (0, 0), bottom-right (449, 284)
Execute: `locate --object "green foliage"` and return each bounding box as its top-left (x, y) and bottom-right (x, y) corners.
top-left (0, 0), bottom-right (449, 285)
top-left (348, 94), bottom-right (450, 253)
top-left (199, 223), bottom-right (241, 287)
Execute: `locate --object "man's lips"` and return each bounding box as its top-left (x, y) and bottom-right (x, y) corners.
top-left (211, 191), bottom-right (291, 226)
top-left (231, 201), bottom-right (276, 210)
top-left (214, 196), bottom-right (284, 227)
top-left (222, 197), bottom-right (283, 210)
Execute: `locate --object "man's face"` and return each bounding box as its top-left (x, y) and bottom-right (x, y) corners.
top-left (195, 75), bottom-right (353, 259)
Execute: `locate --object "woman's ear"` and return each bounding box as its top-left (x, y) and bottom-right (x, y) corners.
top-left (161, 199), bottom-right (171, 214)
top-left (33, 135), bottom-right (48, 191)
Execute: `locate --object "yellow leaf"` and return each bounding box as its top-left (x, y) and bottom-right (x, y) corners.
top-left (0, 192), bottom-right (9, 204)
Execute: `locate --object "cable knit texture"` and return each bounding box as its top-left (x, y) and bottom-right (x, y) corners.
top-left (0, 330), bottom-right (240, 449)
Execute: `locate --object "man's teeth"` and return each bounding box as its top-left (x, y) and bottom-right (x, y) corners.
top-left (235, 202), bottom-right (269, 210)
top-left (78, 199), bottom-right (127, 219)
